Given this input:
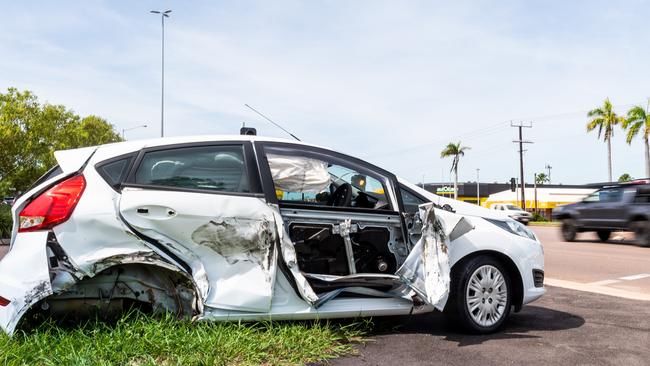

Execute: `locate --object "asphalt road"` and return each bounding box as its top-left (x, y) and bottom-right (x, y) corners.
top-left (534, 226), bottom-right (650, 298)
top-left (324, 286), bottom-right (649, 366)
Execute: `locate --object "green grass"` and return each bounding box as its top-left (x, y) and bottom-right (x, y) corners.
top-left (0, 311), bottom-right (369, 366)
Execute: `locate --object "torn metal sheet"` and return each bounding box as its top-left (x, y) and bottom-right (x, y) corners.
top-left (396, 203), bottom-right (474, 310)
top-left (0, 231), bottom-right (52, 335)
top-left (267, 153), bottom-right (331, 193)
top-left (270, 207), bottom-right (319, 304)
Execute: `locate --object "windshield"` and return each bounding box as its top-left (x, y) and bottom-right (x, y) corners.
top-left (505, 205), bottom-right (522, 211)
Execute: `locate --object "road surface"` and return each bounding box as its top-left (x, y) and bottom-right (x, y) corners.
top-left (534, 225), bottom-right (650, 298)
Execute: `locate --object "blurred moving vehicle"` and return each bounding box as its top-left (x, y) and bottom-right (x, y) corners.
top-left (1, 198), bottom-right (15, 206)
top-left (490, 204), bottom-right (532, 225)
top-left (0, 136), bottom-right (544, 336)
top-left (552, 180), bottom-right (650, 246)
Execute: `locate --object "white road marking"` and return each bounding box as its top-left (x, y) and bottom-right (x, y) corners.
top-left (618, 274), bottom-right (650, 281)
top-left (588, 279), bottom-right (621, 286)
top-left (545, 278), bottom-right (650, 301)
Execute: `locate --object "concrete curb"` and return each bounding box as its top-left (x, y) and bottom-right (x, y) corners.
top-left (545, 277), bottom-right (650, 301)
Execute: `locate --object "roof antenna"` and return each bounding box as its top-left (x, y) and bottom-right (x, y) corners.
top-left (244, 104), bottom-right (301, 141)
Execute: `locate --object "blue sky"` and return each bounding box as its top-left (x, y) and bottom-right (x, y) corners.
top-left (1, 0), bottom-right (649, 184)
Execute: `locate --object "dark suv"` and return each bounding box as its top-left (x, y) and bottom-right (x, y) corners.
top-left (552, 181), bottom-right (650, 246)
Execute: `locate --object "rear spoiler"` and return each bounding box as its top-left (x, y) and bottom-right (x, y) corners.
top-left (53, 146), bottom-right (97, 173)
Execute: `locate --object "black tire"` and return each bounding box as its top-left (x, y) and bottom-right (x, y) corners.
top-left (631, 221), bottom-right (650, 247)
top-left (561, 219), bottom-right (577, 242)
top-left (596, 230), bottom-right (611, 242)
top-left (444, 256), bottom-right (512, 334)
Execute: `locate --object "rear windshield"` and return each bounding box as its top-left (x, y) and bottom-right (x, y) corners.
top-left (26, 165), bottom-right (63, 192)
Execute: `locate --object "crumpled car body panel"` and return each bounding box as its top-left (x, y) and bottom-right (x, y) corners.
top-left (0, 232), bottom-right (51, 335)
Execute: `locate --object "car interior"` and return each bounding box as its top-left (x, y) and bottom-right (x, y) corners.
top-left (265, 148), bottom-right (409, 293)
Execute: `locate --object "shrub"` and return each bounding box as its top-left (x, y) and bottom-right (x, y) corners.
top-left (0, 204), bottom-right (12, 240)
top-left (531, 212), bottom-right (548, 222)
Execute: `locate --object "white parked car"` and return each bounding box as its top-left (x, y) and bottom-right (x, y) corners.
top-left (490, 204), bottom-right (533, 224)
top-left (0, 136), bottom-right (544, 335)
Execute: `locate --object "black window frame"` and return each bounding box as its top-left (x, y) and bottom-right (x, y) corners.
top-left (95, 152), bottom-right (137, 191)
top-left (121, 141), bottom-right (264, 198)
top-left (399, 184), bottom-right (429, 213)
top-left (256, 141), bottom-right (401, 214)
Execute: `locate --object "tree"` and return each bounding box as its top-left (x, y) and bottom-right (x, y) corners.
top-left (587, 98), bottom-right (624, 182)
top-left (440, 141), bottom-right (470, 200)
top-left (535, 172), bottom-right (550, 185)
top-left (623, 101), bottom-right (650, 178)
top-left (618, 173), bottom-right (633, 182)
top-left (0, 88), bottom-right (122, 195)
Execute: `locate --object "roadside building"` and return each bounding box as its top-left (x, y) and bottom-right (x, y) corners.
top-left (423, 182), bottom-right (599, 219)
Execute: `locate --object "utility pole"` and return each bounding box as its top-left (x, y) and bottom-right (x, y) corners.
top-left (150, 9), bottom-right (172, 137)
top-left (476, 168), bottom-right (480, 206)
top-left (512, 121), bottom-right (533, 210)
top-left (534, 173), bottom-right (538, 214)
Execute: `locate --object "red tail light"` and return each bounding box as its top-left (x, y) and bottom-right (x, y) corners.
top-left (0, 296), bottom-right (10, 307)
top-left (18, 175), bottom-right (86, 232)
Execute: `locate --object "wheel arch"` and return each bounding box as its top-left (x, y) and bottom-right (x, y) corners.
top-left (450, 250), bottom-right (524, 312)
top-left (44, 258), bottom-right (203, 319)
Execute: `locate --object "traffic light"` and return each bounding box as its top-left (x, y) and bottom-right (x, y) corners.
top-left (510, 178), bottom-right (516, 192)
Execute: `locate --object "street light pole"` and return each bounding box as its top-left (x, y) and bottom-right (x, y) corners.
top-left (122, 124), bottom-right (148, 140)
top-left (150, 9), bottom-right (171, 138)
top-left (476, 168), bottom-right (480, 206)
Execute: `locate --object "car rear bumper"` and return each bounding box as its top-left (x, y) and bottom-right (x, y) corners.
top-left (0, 231), bottom-right (52, 335)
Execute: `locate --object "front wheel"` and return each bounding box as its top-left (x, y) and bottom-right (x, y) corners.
top-left (445, 256), bottom-right (512, 334)
top-left (631, 221), bottom-right (650, 247)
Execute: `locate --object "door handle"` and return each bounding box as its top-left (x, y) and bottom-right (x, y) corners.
top-left (137, 208), bottom-right (149, 214)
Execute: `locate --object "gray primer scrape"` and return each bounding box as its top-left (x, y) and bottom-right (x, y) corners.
top-left (191, 217), bottom-right (275, 272)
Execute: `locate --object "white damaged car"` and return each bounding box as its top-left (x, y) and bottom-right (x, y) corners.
top-left (0, 136), bottom-right (544, 335)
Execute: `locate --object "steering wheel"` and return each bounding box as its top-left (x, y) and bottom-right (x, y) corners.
top-left (328, 183), bottom-right (352, 207)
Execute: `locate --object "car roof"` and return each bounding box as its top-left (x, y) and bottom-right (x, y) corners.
top-left (66, 134), bottom-right (336, 166)
top-left (101, 134), bottom-right (323, 151)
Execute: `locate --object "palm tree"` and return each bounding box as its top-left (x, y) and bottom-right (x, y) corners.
top-left (618, 173), bottom-right (633, 183)
top-left (587, 98), bottom-right (624, 182)
top-left (623, 100), bottom-right (650, 178)
top-left (440, 142), bottom-right (470, 200)
top-left (535, 172), bottom-right (549, 185)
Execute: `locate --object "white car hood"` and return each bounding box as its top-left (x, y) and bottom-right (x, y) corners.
top-left (397, 178), bottom-right (510, 221)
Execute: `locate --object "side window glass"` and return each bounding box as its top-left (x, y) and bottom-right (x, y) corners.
top-left (583, 192), bottom-right (600, 202)
top-left (97, 157), bottom-right (133, 189)
top-left (134, 145), bottom-right (250, 193)
top-left (266, 150), bottom-right (391, 210)
top-left (400, 187), bottom-right (427, 213)
top-left (600, 188), bottom-right (623, 203)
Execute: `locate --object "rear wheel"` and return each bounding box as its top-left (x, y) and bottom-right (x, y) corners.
top-left (561, 219), bottom-right (577, 242)
top-left (631, 221), bottom-right (650, 247)
top-left (445, 256), bottom-right (512, 334)
top-left (596, 230), bottom-right (611, 242)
